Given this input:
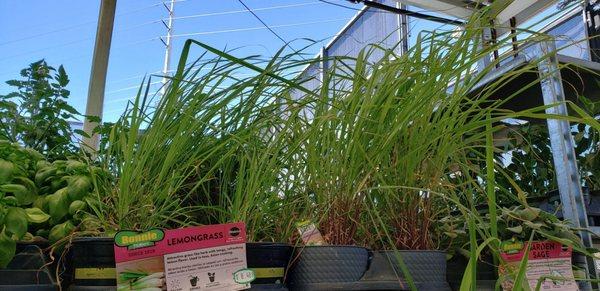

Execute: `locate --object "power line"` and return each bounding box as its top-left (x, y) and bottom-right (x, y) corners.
top-left (118, 19), bottom-right (162, 33)
top-left (0, 2), bottom-right (165, 46)
top-left (169, 18), bottom-right (348, 38)
top-left (107, 71), bottom-right (163, 86)
top-left (237, 0), bottom-right (288, 45)
top-left (0, 37), bottom-right (94, 61)
top-left (105, 81), bottom-right (162, 95)
top-left (0, 37), bottom-right (158, 77)
top-left (170, 2), bottom-right (321, 21)
top-left (317, 0), bottom-right (363, 11)
top-left (0, 20), bottom-right (161, 62)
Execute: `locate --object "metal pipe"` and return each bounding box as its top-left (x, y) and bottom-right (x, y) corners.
top-left (509, 17), bottom-right (518, 58)
top-left (355, 0), bottom-right (464, 26)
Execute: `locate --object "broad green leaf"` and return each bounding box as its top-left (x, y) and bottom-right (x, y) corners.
top-left (524, 221), bottom-right (544, 230)
top-left (46, 188), bottom-right (69, 221)
top-left (85, 115), bottom-right (101, 123)
top-left (5, 207), bottom-right (27, 239)
top-left (25, 207), bottom-right (50, 223)
top-left (0, 160), bottom-right (13, 184)
top-left (65, 160), bottom-right (86, 173)
top-left (507, 225), bottom-right (523, 234)
top-left (516, 207), bottom-right (541, 221)
top-left (67, 175), bottom-right (91, 200)
top-left (5, 80), bottom-right (20, 87)
top-left (74, 129), bottom-right (90, 138)
top-left (34, 168), bottom-right (57, 186)
top-left (48, 220), bottom-right (75, 243)
top-left (61, 104), bottom-right (78, 115)
top-left (12, 184), bottom-right (37, 206)
top-left (0, 184), bottom-right (26, 194)
top-left (57, 65), bottom-right (69, 87)
top-left (0, 230), bottom-right (16, 268)
top-left (33, 196), bottom-right (48, 212)
top-left (68, 200), bottom-right (86, 216)
top-left (1, 196), bottom-right (17, 206)
top-left (21, 232), bottom-right (34, 242)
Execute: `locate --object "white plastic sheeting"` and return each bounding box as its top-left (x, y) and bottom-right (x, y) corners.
top-left (289, 1), bottom-right (590, 103)
top-left (289, 0), bottom-right (401, 102)
top-left (546, 13), bottom-right (590, 61)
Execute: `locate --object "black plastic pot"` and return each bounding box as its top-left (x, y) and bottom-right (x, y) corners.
top-left (246, 242), bottom-right (292, 285)
top-left (357, 250), bottom-right (450, 291)
top-left (66, 237), bottom-right (116, 288)
top-left (248, 283), bottom-right (288, 290)
top-left (15, 240), bottom-right (50, 254)
top-left (0, 245), bottom-right (57, 290)
top-left (286, 245), bottom-right (371, 290)
top-left (446, 254), bottom-right (497, 291)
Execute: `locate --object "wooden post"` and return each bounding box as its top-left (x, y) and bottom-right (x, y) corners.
top-left (82, 0), bottom-right (117, 151)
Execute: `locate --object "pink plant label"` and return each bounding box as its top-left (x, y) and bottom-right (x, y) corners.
top-left (113, 222), bottom-right (251, 290)
top-left (500, 241), bottom-right (577, 291)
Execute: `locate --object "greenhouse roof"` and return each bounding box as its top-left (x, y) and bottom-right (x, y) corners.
top-left (393, 0), bottom-right (557, 33)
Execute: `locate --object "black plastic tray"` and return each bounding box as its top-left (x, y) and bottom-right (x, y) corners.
top-left (0, 246), bottom-right (57, 290)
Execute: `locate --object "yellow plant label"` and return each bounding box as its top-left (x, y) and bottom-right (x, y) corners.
top-left (251, 267), bottom-right (285, 278)
top-left (74, 267), bottom-right (116, 279)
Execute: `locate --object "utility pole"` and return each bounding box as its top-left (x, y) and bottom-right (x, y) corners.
top-left (160, 0), bottom-right (176, 97)
top-left (82, 0), bottom-right (117, 151)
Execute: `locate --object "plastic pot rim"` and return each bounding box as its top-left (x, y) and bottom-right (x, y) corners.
top-left (70, 237), bottom-right (114, 243)
top-left (376, 249), bottom-right (447, 254)
top-left (247, 242), bottom-right (292, 247)
top-left (292, 245), bottom-right (368, 250)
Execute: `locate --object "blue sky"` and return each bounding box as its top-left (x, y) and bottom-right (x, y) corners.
top-left (0, 0), bottom-right (358, 121)
top-left (0, 1), bottom-right (569, 123)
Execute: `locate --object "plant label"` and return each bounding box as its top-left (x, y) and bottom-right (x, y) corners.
top-left (499, 240), bottom-right (577, 291)
top-left (296, 220), bottom-right (325, 245)
top-left (114, 222), bottom-right (252, 290)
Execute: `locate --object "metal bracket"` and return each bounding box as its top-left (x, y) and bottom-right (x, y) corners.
top-left (537, 40), bottom-right (597, 290)
top-left (320, 46), bottom-right (328, 84)
top-left (477, 27), bottom-right (493, 72)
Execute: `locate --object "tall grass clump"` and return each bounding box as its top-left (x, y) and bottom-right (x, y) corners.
top-left (284, 2), bottom-right (600, 289)
top-left (81, 2), bottom-right (600, 288)
top-left (90, 43), bottom-right (314, 234)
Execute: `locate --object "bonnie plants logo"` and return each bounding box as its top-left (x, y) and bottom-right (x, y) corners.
top-left (233, 269), bottom-right (255, 284)
top-left (229, 226), bottom-right (241, 237)
top-left (114, 229), bottom-right (165, 250)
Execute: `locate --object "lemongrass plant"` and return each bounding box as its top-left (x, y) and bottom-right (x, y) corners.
top-left (279, 1), bottom-right (600, 289)
top-left (78, 3), bottom-right (600, 288)
top-left (185, 44), bottom-right (317, 242)
top-left (86, 39), bottom-right (318, 242)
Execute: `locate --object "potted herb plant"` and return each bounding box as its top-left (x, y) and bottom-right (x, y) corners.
top-left (66, 40), bottom-right (311, 290)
